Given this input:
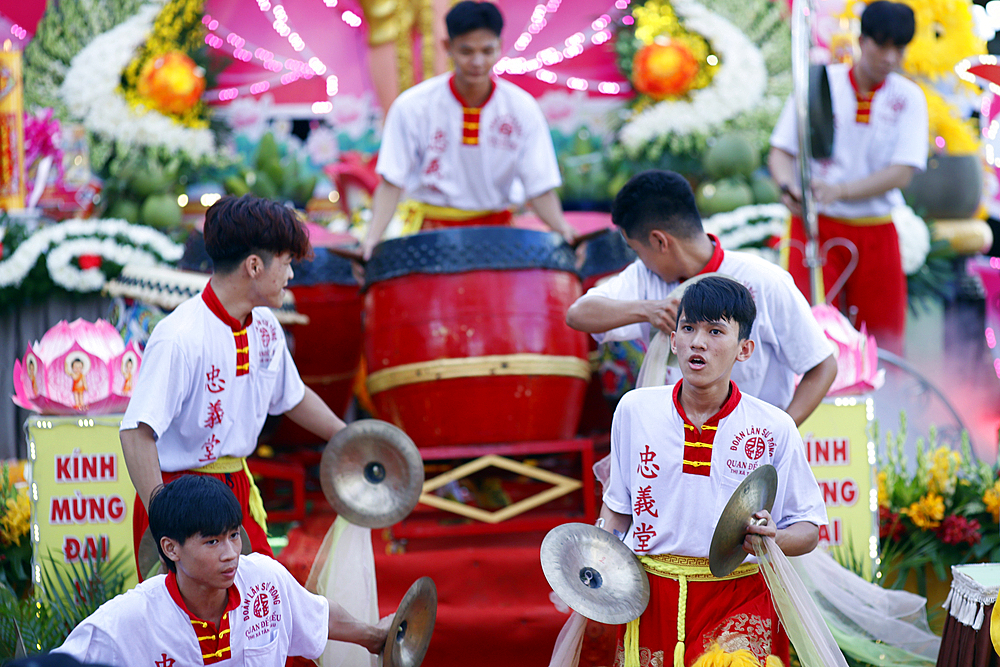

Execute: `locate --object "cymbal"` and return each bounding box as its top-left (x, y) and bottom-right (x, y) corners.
top-left (383, 576), bottom-right (437, 667)
top-left (540, 523), bottom-right (650, 624)
top-left (137, 525), bottom-right (251, 579)
top-left (320, 419), bottom-right (424, 528)
top-left (709, 464), bottom-right (778, 578)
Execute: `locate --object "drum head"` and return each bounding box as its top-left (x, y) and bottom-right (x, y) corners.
top-left (320, 419), bottom-right (424, 528)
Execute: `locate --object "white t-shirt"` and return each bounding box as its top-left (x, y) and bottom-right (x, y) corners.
top-left (604, 382), bottom-right (828, 557)
top-left (121, 282), bottom-right (306, 471)
top-left (55, 553), bottom-right (329, 666)
top-left (376, 73), bottom-right (562, 210)
top-left (585, 244), bottom-right (834, 410)
top-left (770, 63), bottom-right (928, 219)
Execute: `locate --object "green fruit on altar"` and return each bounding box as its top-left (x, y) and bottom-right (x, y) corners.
top-left (129, 167), bottom-right (171, 197)
top-left (256, 132), bottom-right (280, 169)
top-left (224, 175), bottom-right (250, 197)
top-left (696, 178), bottom-right (753, 216)
top-left (750, 173), bottom-right (781, 204)
top-left (703, 134), bottom-right (760, 179)
top-left (108, 199), bottom-right (140, 223)
top-left (140, 194), bottom-right (183, 229)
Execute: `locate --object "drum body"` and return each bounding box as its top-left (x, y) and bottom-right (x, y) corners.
top-left (577, 229), bottom-right (637, 434)
top-left (277, 248), bottom-right (362, 444)
top-left (364, 227), bottom-right (590, 447)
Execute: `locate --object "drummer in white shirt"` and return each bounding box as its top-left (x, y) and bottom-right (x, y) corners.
top-left (360, 0), bottom-right (577, 259)
top-left (567, 170), bottom-right (837, 426)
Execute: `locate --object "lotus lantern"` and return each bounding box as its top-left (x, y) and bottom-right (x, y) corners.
top-left (11, 319), bottom-right (142, 415)
top-left (811, 305), bottom-right (884, 396)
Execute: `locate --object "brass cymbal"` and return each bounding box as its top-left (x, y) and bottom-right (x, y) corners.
top-left (540, 523), bottom-right (650, 625)
top-left (383, 576), bottom-right (437, 667)
top-left (709, 464), bottom-right (778, 578)
top-left (137, 525), bottom-right (251, 579)
top-left (320, 419), bottom-right (424, 528)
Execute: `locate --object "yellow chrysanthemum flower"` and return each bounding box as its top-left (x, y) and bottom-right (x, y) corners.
top-left (0, 490), bottom-right (31, 547)
top-left (877, 470), bottom-right (889, 508)
top-left (984, 481), bottom-right (1000, 523)
top-left (904, 492), bottom-right (945, 529)
top-left (927, 446), bottom-right (961, 497)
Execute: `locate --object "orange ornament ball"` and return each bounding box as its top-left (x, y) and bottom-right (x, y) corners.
top-left (137, 52), bottom-right (206, 115)
top-left (632, 41), bottom-right (700, 99)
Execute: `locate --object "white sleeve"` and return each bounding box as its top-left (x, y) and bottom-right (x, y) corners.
top-left (581, 261), bottom-right (657, 345)
top-left (761, 268), bottom-right (835, 375)
top-left (274, 557), bottom-right (331, 659)
top-left (268, 325), bottom-right (306, 415)
top-left (773, 423), bottom-right (828, 529)
top-left (55, 623), bottom-right (126, 666)
top-left (603, 397), bottom-right (633, 516)
top-left (518, 100), bottom-right (562, 199)
top-left (890, 86), bottom-right (928, 170)
top-left (375, 95), bottom-right (419, 188)
top-left (769, 94), bottom-right (799, 156)
top-left (120, 337), bottom-right (192, 437)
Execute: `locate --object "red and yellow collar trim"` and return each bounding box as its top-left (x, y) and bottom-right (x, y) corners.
top-left (672, 380), bottom-right (741, 477)
top-left (202, 281), bottom-right (251, 377)
top-left (848, 67), bottom-right (885, 125)
top-left (166, 571), bottom-right (241, 664)
top-left (449, 74), bottom-right (495, 146)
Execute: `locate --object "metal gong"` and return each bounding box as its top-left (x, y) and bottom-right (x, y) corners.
top-left (708, 464), bottom-right (778, 578)
top-left (383, 576), bottom-right (437, 667)
top-left (539, 523), bottom-right (650, 625)
top-left (320, 419), bottom-right (424, 528)
top-left (137, 525), bottom-right (251, 579)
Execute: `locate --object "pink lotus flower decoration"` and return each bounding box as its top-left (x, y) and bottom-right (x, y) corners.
top-left (11, 319), bottom-right (142, 415)
top-left (811, 304), bottom-right (885, 396)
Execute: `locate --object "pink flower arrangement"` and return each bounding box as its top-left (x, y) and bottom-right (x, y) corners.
top-left (11, 319), bottom-right (141, 415)
top-left (936, 515), bottom-right (983, 546)
top-left (24, 108), bottom-right (64, 182)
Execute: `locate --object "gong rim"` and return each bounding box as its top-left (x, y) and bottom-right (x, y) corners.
top-left (539, 523), bottom-right (650, 625)
top-left (383, 576), bottom-right (437, 667)
top-left (708, 464), bottom-right (778, 578)
top-left (320, 419), bottom-right (424, 528)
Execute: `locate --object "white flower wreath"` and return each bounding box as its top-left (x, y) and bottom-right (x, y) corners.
top-left (58, 4), bottom-right (216, 159)
top-left (619, 0), bottom-right (769, 153)
top-left (0, 219), bottom-right (184, 293)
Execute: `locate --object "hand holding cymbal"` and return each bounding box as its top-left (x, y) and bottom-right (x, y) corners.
top-left (382, 577), bottom-right (437, 667)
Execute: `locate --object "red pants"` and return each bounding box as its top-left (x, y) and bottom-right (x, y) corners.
top-left (420, 209), bottom-right (513, 230)
top-left (788, 214), bottom-right (906, 355)
top-left (132, 468), bottom-right (273, 581)
top-left (614, 571), bottom-right (788, 666)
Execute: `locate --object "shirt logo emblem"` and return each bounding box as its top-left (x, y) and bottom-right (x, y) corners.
top-left (253, 592), bottom-right (270, 618)
top-left (155, 654), bottom-right (176, 667)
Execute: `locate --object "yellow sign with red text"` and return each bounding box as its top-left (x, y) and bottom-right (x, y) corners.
top-left (27, 415), bottom-right (137, 593)
top-left (799, 396), bottom-right (878, 576)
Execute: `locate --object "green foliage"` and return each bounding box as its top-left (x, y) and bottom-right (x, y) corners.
top-left (906, 237), bottom-right (957, 315)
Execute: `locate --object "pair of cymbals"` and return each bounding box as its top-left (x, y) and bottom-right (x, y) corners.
top-left (540, 523), bottom-right (650, 625)
top-left (320, 419), bottom-right (425, 528)
top-left (709, 464), bottom-right (778, 577)
top-left (383, 576), bottom-right (437, 667)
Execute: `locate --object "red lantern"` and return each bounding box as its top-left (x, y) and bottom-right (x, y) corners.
top-left (632, 41), bottom-right (700, 99)
top-left (137, 52), bottom-right (205, 116)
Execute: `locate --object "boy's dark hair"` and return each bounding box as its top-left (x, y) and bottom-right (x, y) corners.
top-left (860, 1), bottom-right (915, 47)
top-left (677, 276), bottom-right (756, 342)
top-left (446, 1), bottom-right (503, 39)
top-left (611, 170), bottom-right (703, 243)
top-left (203, 195), bottom-right (312, 274)
top-left (148, 475), bottom-right (242, 574)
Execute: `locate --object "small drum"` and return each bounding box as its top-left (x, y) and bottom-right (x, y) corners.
top-left (364, 227), bottom-right (591, 447)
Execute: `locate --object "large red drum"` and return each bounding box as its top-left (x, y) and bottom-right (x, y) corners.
top-left (276, 248), bottom-right (362, 444)
top-left (364, 227), bottom-right (590, 447)
top-left (576, 229), bottom-right (637, 434)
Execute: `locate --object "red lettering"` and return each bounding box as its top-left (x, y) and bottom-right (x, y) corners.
top-left (51, 497), bottom-right (71, 524)
top-left (820, 480), bottom-right (837, 504)
top-left (56, 455), bottom-right (72, 481)
top-left (816, 479), bottom-right (859, 507)
top-left (81, 456), bottom-right (97, 480)
top-left (99, 455), bottom-right (116, 480)
top-left (817, 518), bottom-right (842, 546)
top-left (63, 536), bottom-right (81, 563)
top-left (832, 439), bottom-right (849, 464)
top-left (108, 496), bottom-right (125, 523)
top-left (87, 497), bottom-right (105, 521)
top-left (83, 535), bottom-right (108, 561)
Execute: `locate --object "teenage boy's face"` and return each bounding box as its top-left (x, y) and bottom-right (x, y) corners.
top-left (857, 35), bottom-right (905, 84)
top-left (167, 528), bottom-right (241, 589)
top-left (670, 314), bottom-right (753, 388)
top-left (446, 29), bottom-right (501, 89)
top-left (253, 251), bottom-right (294, 309)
